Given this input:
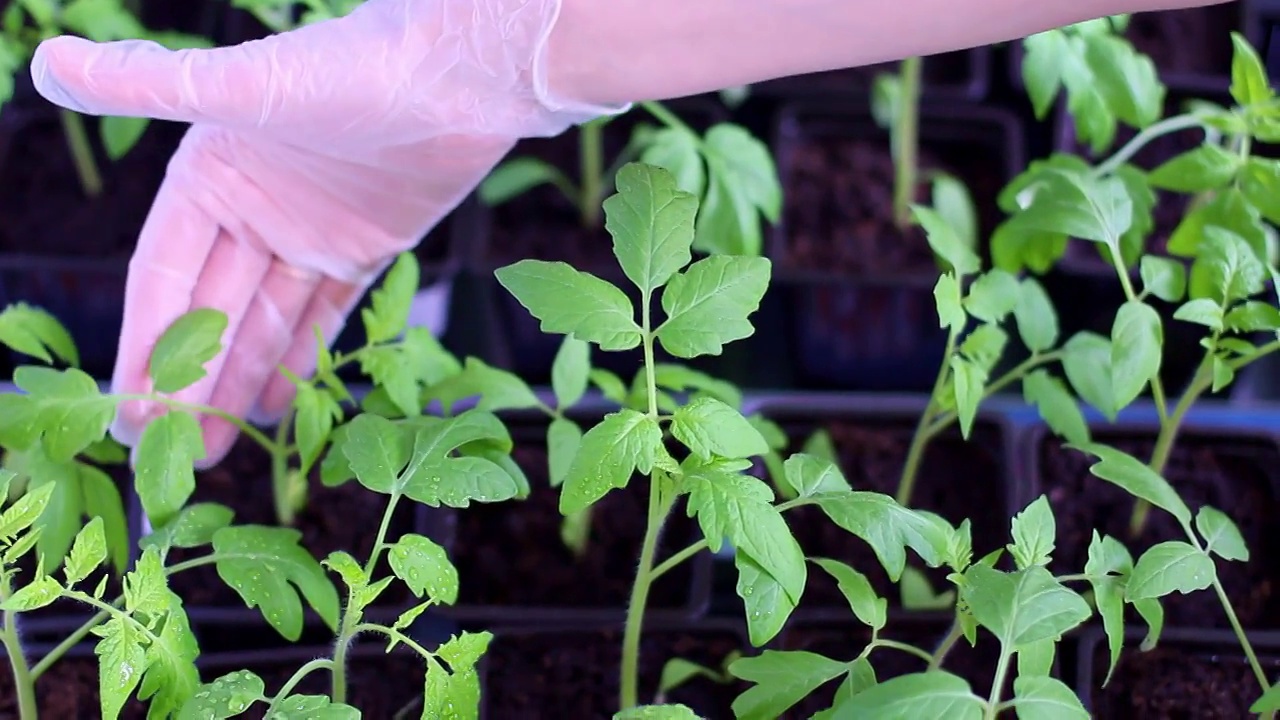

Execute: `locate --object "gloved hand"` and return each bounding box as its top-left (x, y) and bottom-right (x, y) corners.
top-left (30, 0), bottom-right (625, 467)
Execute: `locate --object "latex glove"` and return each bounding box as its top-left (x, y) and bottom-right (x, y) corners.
top-left (29, 0), bottom-right (625, 468)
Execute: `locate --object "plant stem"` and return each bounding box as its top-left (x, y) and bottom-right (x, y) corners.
top-left (640, 101), bottom-right (697, 136)
top-left (897, 329), bottom-right (957, 505)
top-left (265, 658), bottom-right (333, 715)
top-left (59, 109), bottom-right (102, 197)
top-left (649, 539), bottom-right (708, 581)
top-left (872, 638), bottom-right (934, 664)
top-left (272, 408), bottom-right (297, 526)
top-left (1092, 113), bottom-right (1207, 177)
top-left (1210, 575), bottom-right (1270, 692)
top-left (927, 618), bottom-right (964, 670)
top-left (350, 623), bottom-right (435, 661)
top-left (892, 56), bottom-right (923, 229)
top-left (118, 394), bottom-right (280, 454)
top-left (1128, 359), bottom-right (1209, 537)
top-left (0, 580), bottom-right (37, 720)
top-left (29, 608), bottom-right (111, 680)
top-left (579, 119), bottom-right (604, 228)
top-left (923, 351), bottom-right (1064, 437)
top-left (983, 647), bottom-right (1012, 720)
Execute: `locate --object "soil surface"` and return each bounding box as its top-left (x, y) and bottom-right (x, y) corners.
top-left (1037, 431), bottom-right (1280, 629)
top-left (767, 415), bottom-right (1008, 611)
top-left (779, 622), bottom-right (1005, 717)
top-left (451, 433), bottom-right (701, 610)
top-left (1090, 639), bottom-right (1280, 719)
top-left (166, 437), bottom-right (420, 613)
top-left (483, 626), bottom-right (749, 717)
top-left (1126, 7), bottom-right (1237, 79)
top-left (776, 119), bottom-right (1005, 276)
top-left (0, 655), bottom-right (148, 718)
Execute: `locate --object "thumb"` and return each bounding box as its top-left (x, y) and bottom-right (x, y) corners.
top-left (31, 34), bottom-right (290, 127)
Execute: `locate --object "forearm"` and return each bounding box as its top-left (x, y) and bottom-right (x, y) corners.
top-left (546, 0), bottom-right (1231, 106)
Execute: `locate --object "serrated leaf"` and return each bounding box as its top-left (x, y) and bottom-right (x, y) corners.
top-left (832, 671), bottom-right (983, 718)
top-left (1195, 506), bottom-right (1249, 562)
top-left (1109, 301), bottom-right (1162, 410)
top-left (551, 336), bottom-right (591, 410)
top-left (13, 367), bottom-right (115, 461)
top-left (267, 695), bottom-right (359, 719)
top-left (135, 411), bottom-right (204, 528)
top-left (64, 515), bottom-right (106, 586)
top-left (143, 503), bottom-right (234, 552)
top-left (735, 553), bottom-right (795, 646)
top-left (1127, 541), bottom-right (1215, 599)
top-left (656, 256), bottom-right (770, 358)
top-left (361, 253), bottom-right (418, 344)
top-left (1009, 495), bottom-right (1055, 569)
top-left (932, 174), bottom-right (979, 254)
top-left (560, 409), bottom-right (662, 514)
top-left (0, 303), bottom-right (79, 366)
top-left (964, 270), bottom-right (1019, 323)
top-left (1006, 169), bottom-right (1132, 253)
top-left (177, 671), bottom-right (267, 719)
top-left (729, 650), bottom-right (848, 720)
top-left (780, 454), bottom-right (850, 498)
top-left (671, 397), bottom-right (768, 460)
top-left (422, 655), bottom-right (482, 720)
top-left (964, 565), bottom-right (1090, 646)
top-left (640, 127), bottom-right (706, 197)
top-left (1188, 225), bottom-right (1267, 304)
top-left (211, 525), bottom-right (340, 639)
top-left (1225, 302), bottom-right (1280, 332)
top-left (1240, 157), bottom-right (1280, 225)
top-left (815, 492), bottom-right (949, 580)
top-left (950, 355), bottom-right (984, 438)
top-left (495, 260), bottom-right (642, 350)
top-left (94, 616), bottom-right (146, 720)
top-left (812, 558), bottom-right (886, 630)
top-left (604, 162), bottom-right (696, 294)
top-left (388, 533), bottom-right (459, 604)
top-left (1147, 144), bottom-right (1240, 193)
top-left (2, 574), bottom-right (61, 611)
top-left (1085, 532), bottom-right (1132, 686)
top-left (934, 274), bottom-right (965, 332)
top-left (1071, 442), bottom-right (1191, 525)
top-left (293, 383), bottom-right (342, 473)
top-left (148, 308), bottom-right (228, 394)
top-left (429, 357), bottom-right (539, 414)
top-left (0, 482), bottom-right (56, 541)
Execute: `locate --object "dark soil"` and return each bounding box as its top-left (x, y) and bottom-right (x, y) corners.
top-left (1126, 7), bottom-right (1238, 80)
top-left (1089, 639), bottom-right (1280, 719)
top-left (166, 437), bottom-right (419, 613)
top-left (451, 434), bottom-right (701, 611)
top-left (482, 626), bottom-right (749, 717)
top-left (779, 622), bottom-right (1005, 717)
top-left (776, 119), bottom-right (1006, 276)
top-left (214, 651), bottom-right (427, 719)
top-left (1037, 431), bottom-right (1280, 629)
top-left (0, 655), bottom-right (147, 718)
top-left (768, 415), bottom-right (1008, 611)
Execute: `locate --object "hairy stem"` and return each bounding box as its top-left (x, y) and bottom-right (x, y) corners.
top-left (579, 119), bottom-right (605, 228)
top-left (272, 407), bottom-right (297, 526)
top-left (984, 647), bottom-right (1012, 720)
top-left (30, 607), bottom-right (112, 680)
top-left (350, 623), bottom-right (436, 661)
top-left (927, 618), bottom-right (964, 670)
top-left (0, 579), bottom-right (37, 720)
top-left (640, 101), bottom-right (697, 136)
top-left (118, 394), bottom-right (280, 454)
top-left (649, 539), bottom-right (708, 581)
top-left (1210, 575), bottom-right (1270, 693)
top-left (897, 329), bottom-right (957, 506)
top-left (872, 638), bottom-right (933, 664)
top-left (265, 658), bottom-right (333, 714)
top-left (59, 109), bottom-right (102, 197)
top-left (892, 56), bottom-right (923, 229)
top-left (334, 490), bottom-right (404, 703)
top-left (1092, 113), bottom-right (1207, 177)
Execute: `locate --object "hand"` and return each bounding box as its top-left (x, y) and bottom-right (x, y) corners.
top-left (29, 0), bottom-right (622, 467)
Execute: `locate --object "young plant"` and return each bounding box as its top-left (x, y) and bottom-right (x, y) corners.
top-left (0, 0), bottom-right (210, 195)
top-left (480, 102), bottom-right (782, 256)
top-left (872, 56), bottom-right (923, 230)
top-left (0, 301), bottom-right (514, 718)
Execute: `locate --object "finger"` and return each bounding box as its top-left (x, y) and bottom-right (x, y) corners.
top-left (197, 258), bottom-right (321, 468)
top-left (110, 181), bottom-right (220, 447)
top-left (250, 277), bottom-right (365, 424)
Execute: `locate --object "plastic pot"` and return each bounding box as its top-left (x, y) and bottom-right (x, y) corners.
top-left (1075, 625), bottom-right (1280, 718)
top-left (739, 393), bottom-right (1021, 622)
top-left (748, 48), bottom-right (992, 103)
top-left (767, 99), bottom-right (1026, 392)
top-left (1020, 420), bottom-right (1280, 632)
top-left (476, 617), bottom-right (753, 719)
top-left (439, 406), bottom-right (714, 625)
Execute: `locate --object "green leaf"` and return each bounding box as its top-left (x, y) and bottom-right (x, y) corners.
top-left (13, 367), bottom-right (115, 460)
top-left (950, 355), bottom-right (984, 438)
top-left (0, 482), bottom-right (56, 541)
top-left (148, 308), bottom-right (228, 394)
top-left (177, 671), bottom-right (267, 719)
top-left (1230, 32), bottom-right (1273, 107)
top-left (963, 270), bottom-right (1019, 324)
top-left (94, 616), bottom-right (147, 719)
top-left (422, 652), bottom-right (483, 720)
top-left (614, 705), bottom-right (700, 720)
top-left (1195, 506), bottom-right (1249, 562)
top-left (266, 695), bottom-right (359, 719)
top-left (478, 157), bottom-right (570, 205)
top-left (964, 565), bottom-right (1091, 646)
top-left (1147, 144), bottom-right (1240, 193)
top-left (959, 324), bottom-right (1006, 374)
top-left (1010, 676), bottom-right (1089, 719)
top-left (211, 525), bottom-right (341, 639)
top-left (694, 125), bottom-right (781, 256)
top-left (293, 383), bottom-right (342, 473)
top-left (1140, 256), bottom-right (1187, 303)
top-left (833, 671), bottom-right (983, 718)
top-left (64, 515), bottom-right (106, 586)
top-left (76, 469), bottom-right (126, 570)
top-left (1173, 298), bottom-right (1224, 331)
top-left (1240, 157), bottom-right (1280, 225)
top-left (135, 411), bottom-right (204, 528)
top-left (1062, 332), bottom-right (1116, 419)
top-left (1109, 301), bottom-right (1162, 410)
top-left (495, 260), bottom-right (642, 350)
top-left (359, 346), bottom-right (419, 418)
top-left (912, 205), bottom-right (980, 276)
top-left (640, 127), bottom-right (706, 197)
top-left (1071, 442), bottom-right (1191, 526)
top-left (812, 558), bottom-right (886, 630)
top-left (1013, 278), bottom-right (1059, 352)
top-left (684, 464), bottom-right (805, 603)
top-left (1127, 541), bottom-right (1215, 599)
top-left (1187, 225), bottom-right (1267, 303)
top-left (387, 533), bottom-right (459, 604)
top-left (729, 650), bottom-right (848, 720)
top-left (815, 492), bottom-right (949, 580)
top-left (101, 115), bottom-right (148, 160)
top-left (934, 274), bottom-right (966, 332)
top-left (1083, 32), bottom-right (1164, 129)
top-left (560, 409), bottom-right (662, 514)
top-left (547, 418), bottom-right (583, 488)
top-left (780, 454), bottom-right (851, 498)
top-left (361, 253), bottom-right (418, 344)
top-left (589, 369), bottom-right (628, 404)
top-left (1023, 370), bottom-right (1089, 446)
top-left (900, 566), bottom-right (954, 610)
top-left (1022, 31), bottom-right (1068, 118)
top-left (735, 553), bottom-right (796, 646)
top-left (429, 357), bottom-right (539, 414)
top-left (653, 364), bottom-right (743, 408)
top-left (143, 503), bottom-right (234, 552)
top-left (551, 336), bottom-right (591, 410)
top-left (1225, 302), bottom-right (1280, 332)
top-left (1251, 683), bottom-right (1280, 714)
top-left (0, 303), bottom-right (79, 366)
top-left (703, 124), bottom-right (782, 224)
top-left (1085, 531), bottom-right (1132, 685)
top-left (932, 174), bottom-right (979, 254)
top-left (1006, 170), bottom-right (1132, 252)
top-left (2, 574), bottom-right (62, 611)
top-left (604, 162), bottom-right (697, 294)
top-left (1134, 597), bottom-right (1164, 650)
top-left (1017, 639), bottom-right (1056, 679)
top-left (671, 397), bottom-right (768, 460)
top-left (1008, 495), bottom-right (1055, 569)
top-left (657, 256), bottom-right (770, 358)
